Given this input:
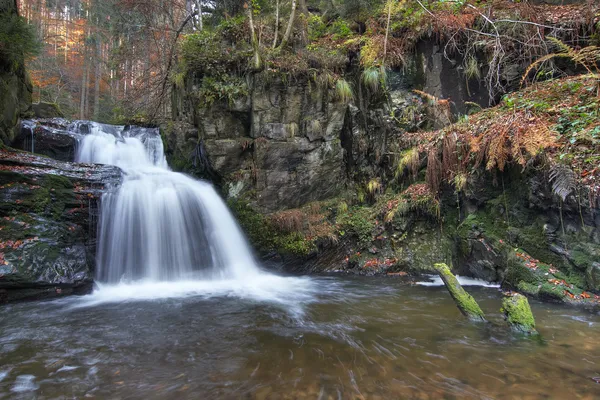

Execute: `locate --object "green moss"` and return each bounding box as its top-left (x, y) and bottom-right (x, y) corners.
top-left (434, 263), bottom-right (486, 321)
top-left (504, 251), bottom-right (540, 288)
top-left (501, 294), bottom-right (538, 335)
top-left (336, 206), bottom-right (375, 248)
top-left (274, 232), bottom-right (314, 256)
top-left (517, 281), bottom-right (540, 296)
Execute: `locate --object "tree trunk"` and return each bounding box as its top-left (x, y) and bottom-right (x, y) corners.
top-left (93, 37), bottom-right (101, 120)
top-left (298, 0), bottom-right (309, 46)
top-left (80, 54), bottom-right (87, 119)
top-left (247, 2), bottom-right (261, 70)
top-left (433, 263), bottom-right (486, 321)
top-left (278, 0), bottom-right (297, 50)
top-left (272, 0), bottom-right (279, 48)
top-left (383, 0), bottom-right (392, 62)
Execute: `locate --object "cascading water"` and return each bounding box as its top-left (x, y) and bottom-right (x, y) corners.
top-left (73, 121), bottom-right (261, 283)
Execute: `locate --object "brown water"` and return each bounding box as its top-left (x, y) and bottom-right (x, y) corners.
top-left (1, 275), bottom-right (600, 399)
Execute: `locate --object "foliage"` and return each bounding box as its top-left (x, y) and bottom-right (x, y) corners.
top-left (549, 164), bottom-right (576, 201)
top-left (395, 147), bottom-right (420, 179)
top-left (337, 206), bottom-right (375, 247)
top-left (197, 75), bottom-right (248, 107)
top-left (308, 15), bottom-right (327, 41)
top-left (180, 28), bottom-right (251, 77)
top-left (335, 78), bottom-right (353, 103)
top-left (413, 75), bottom-right (600, 200)
top-left (228, 199), bottom-right (316, 257)
top-left (522, 38), bottom-right (600, 87)
top-left (361, 66), bottom-right (386, 94)
top-left (0, 12), bottom-right (40, 70)
top-left (330, 19), bottom-right (353, 41)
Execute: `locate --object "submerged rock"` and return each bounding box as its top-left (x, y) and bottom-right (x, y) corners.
top-left (501, 293), bottom-right (538, 335)
top-left (433, 263), bottom-right (486, 321)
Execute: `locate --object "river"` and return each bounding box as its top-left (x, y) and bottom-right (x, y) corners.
top-left (1, 276), bottom-right (599, 399)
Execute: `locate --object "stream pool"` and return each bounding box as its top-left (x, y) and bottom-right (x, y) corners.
top-left (1, 275), bottom-right (599, 399)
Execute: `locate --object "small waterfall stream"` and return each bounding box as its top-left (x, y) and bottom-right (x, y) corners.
top-left (72, 121), bottom-right (261, 283)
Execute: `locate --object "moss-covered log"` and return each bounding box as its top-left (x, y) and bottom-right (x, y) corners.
top-left (433, 263), bottom-right (486, 321)
top-left (501, 293), bottom-right (538, 335)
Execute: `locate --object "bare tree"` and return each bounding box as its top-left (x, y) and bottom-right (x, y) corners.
top-left (278, 0), bottom-right (297, 50)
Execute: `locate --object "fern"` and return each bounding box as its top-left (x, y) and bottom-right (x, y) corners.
top-left (522, 38), bottom-right (600, 86)
top-left (549, 164), bottom-right (576, 201)
top-left (395, 147), bottom-right (420, 179)
top-left (426, 147), bottom-right (442, 194)
top-left (361, 66), bottom-right (387, 94)
top-left (335, 79), bottom-right (354, 103)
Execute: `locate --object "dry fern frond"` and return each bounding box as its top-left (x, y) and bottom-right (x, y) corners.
top-left (270, 210), bottom-right (305, 233)
top-left (426, 147), bottom-right (442, 195)
top-left (442, 132), bottom-right (459, 179)
top-left (549, 164), bottom-right (576, 201)
top-left (522, 38), bottom-right (600, 85)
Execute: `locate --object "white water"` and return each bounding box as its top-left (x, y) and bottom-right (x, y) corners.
top-left (74, 122), bottom-right (264, 284)
top-left (416, 275), bottom-right (500, 288)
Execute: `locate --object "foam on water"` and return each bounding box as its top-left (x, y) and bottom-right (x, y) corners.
top-left (416, 275), bottom-right (500, 288)
top-left (72, 276), bottom-right (317, 315)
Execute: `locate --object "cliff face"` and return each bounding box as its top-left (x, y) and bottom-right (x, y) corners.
top-left (166, 40), bottom-right (487, 212)
top-left (0, 0), bottom-right (33, 145)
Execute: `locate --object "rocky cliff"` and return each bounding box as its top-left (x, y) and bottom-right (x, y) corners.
top-left (0, 0), bottom-right (33, 145)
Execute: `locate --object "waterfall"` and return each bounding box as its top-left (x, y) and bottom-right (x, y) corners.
top-left (73, 121), bottom-right (260, 283)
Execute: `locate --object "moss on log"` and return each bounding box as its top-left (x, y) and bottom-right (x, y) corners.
top-left (433, 263), bottom-right (486, 321)
top-left (501, 293), bottom-right (538, 335)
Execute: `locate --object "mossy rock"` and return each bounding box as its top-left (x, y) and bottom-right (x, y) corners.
top-left (501, 293), bottom-right (538, 335)
top-left (32, 102), bottom-right (64, 118)
top-left (434, 263), bottom-right (486, 321)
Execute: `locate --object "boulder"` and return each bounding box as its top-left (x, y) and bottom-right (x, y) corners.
top-left (32, 102), bottom-right (64, 119)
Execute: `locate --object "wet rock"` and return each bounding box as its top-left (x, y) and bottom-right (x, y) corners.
top-left (586, 263), bottom-right (600, 292)
top-left (501, 293), bottom-right (538, 335)
top-left (0, 146), bottom-right (121, 303)
top-left (12, 121), bottom-right (79, 162)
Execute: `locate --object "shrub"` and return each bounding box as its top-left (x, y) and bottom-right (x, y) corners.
top-left (330, 19), bottom-right (353, 40)
top-left (197, 75), bottom-right (248, 106)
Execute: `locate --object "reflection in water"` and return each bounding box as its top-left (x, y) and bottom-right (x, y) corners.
top-left (1, 276), bottom-right (599, 399)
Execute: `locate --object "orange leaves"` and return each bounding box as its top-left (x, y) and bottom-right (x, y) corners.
top-left (515, 251), bottom-right (543, 271)
top-left (387, 271), bottom-right (408, 277)
top-left (402, 183), bottom-right (433, 201)
top-left (363, 257), bottom-right (398, 269)
top-left (0, 237), bottom-right (38, 252)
